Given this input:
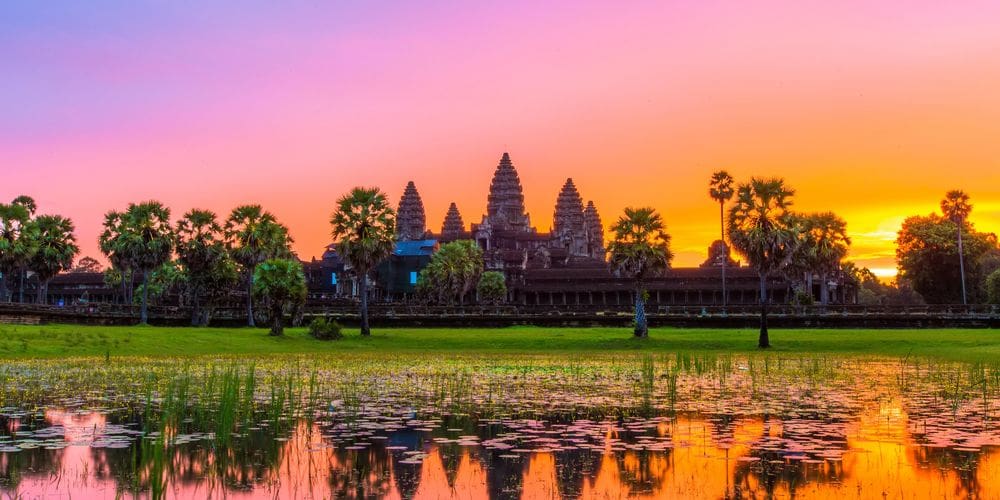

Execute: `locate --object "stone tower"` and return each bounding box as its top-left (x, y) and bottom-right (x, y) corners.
top-left (485, 152), bottom-right (531, 231)
top-left (440, 202), bottom-right (465, 240)
top-left (584, 201), bottom-right (606, 260)
top-left (552, 178), bottom-right (587, 256)
top-left (395, 181), bottom-right (427, 241)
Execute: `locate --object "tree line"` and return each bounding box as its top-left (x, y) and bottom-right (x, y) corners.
top-left (608, 173), bottom-right (1000, 349)
top-left (0, 196), bottom-right (79, 305)
top-left (2, 179), bottom-right (998, 345)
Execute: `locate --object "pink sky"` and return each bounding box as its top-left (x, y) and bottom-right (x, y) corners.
top-left (4, 1), bottom-right (1000, 275)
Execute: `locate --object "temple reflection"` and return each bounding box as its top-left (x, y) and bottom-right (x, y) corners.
top-left (0, 405), bottom-right (997, 499)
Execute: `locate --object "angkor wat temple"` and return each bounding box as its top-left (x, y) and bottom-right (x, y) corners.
top-left (20, 152), bottom-right (853, 309)
top-left (392, 152), bottom-right (607, 285)
top-left (306, 152), bottom-right (848, 306)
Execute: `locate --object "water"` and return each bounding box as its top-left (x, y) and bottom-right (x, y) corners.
top-left (0, 355), bottom-right (998, 498)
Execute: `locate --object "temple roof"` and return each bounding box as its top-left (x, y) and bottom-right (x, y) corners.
top-left (394, 239), bottom-right (438, 257)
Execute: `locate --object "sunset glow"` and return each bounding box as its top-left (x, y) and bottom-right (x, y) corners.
top-left (4, 1), bottom-right (1000, 276)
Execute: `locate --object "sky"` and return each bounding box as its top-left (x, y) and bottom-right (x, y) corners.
top-left (3, 1), bottom-right (1000, 277)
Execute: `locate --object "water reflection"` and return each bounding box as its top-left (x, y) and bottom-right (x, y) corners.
top-left (0, 401), bottom-right (997, 498)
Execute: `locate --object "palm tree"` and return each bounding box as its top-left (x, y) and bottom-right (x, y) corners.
top-left (727, 178), bottom-right (798, 348)
top-left (0, 198), bottom-right (36, 303)
top-left (330, 187), bottom-right (396, 336)
top-left (252, 258), bottom-right (307, 336)
top-left (418, 240), bottom-right (483, 304)
top-left (607, 207), bottom-right (673, 338)
top-left (99, 210), bottom-right (135, 305)
top-left (709, 171), bottom-right (735, 307)
top-left (797, 212), bottom-right (850, 305)
top-left (121, 202), bottom-right (174, 324)
top-left (11, 196), bottom-right (38, 303)
top-left (27, 215), bottom-right (79, 304)
top-left (224, 205), bottom-right (292, 327)
top-left (940, 190), bottom-right (972, 306)
top-left (177, 209), bottom-right (234, 325)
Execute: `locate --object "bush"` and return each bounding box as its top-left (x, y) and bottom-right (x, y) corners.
top-left (477, 271), bottom-right (507, 304)
top-left (791, 288), bottom-right (814, 306)
top-left (308, 317), bottom-right (343, 340)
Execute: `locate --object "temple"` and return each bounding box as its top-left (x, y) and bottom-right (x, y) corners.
top-left (13, 152), bottom-right (855, 308)
top-left (304, 152), bottom-right (849, 305)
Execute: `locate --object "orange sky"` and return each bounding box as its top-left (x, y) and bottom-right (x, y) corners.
top-left (4, 1), bottom-right (1000, 276)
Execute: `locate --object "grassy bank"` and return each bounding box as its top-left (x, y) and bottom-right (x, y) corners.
top-left (0, 323), bottom-right (997, 361)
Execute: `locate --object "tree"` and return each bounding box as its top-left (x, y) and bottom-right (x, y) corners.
top-left (727, 178), bottom-right (798, 348)
top-left (224, 205), bottom-right (292, 327)
top-left (417, 240), bottom-right (484, 304)
top-left (477, 271), bottom-right (507, 305)
top-left (100, 202), bottom-right (174, 324)
top-left (607, 207), bottom-right (673, 338)
top-left (133, 261), bottom-right (186, 307)
top-left (941, 190), bottom-right (972, 305)
top-left (896, 213), bottom-right (999, 304)
top-left (985, 268), bottom-right (1000, 305)
top-left (70, 256), bottom-right (103, 273)
top-left (27, 215), bottom-right (79, 304)
top-left (177, 209), bottom-right (237, 325)
top-left (789, 212), bottom-right (850, 305)
top-left (708, 170), bottom-right (735, 307)
top-left (841, 261), bottom-right (881, 305)
top-left (11, 196), bottom-right (39, 303)
top-left (0, 198), bottom-right (36, 302)
top-left (100, 210), bottom-right (135, 305)
top-left (330, 187), bottom-right (396, 336)
top-left (252, 258), bottom-right (307, 336)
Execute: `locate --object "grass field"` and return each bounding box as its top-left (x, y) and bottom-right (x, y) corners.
top-left (0, 323), bottom-right (997, 361)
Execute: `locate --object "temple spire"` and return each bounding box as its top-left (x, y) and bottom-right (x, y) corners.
top-left (395, 181), bottom-right (427, 241)
top-left (584, 200), bottom-right (605, 260)
top-left (553, 178), bottom-right (587, 256)
top-left (440, 202), bottom-right (465, 240)
top-left (485, 152), bottom-right (529, 231)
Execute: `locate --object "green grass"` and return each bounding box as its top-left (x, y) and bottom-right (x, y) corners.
top-left (0, 323), bottom-right (998, 362)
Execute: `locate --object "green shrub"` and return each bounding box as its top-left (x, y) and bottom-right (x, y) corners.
top-left (477, 271), bottom-right (507, 305)
top-left (791, 288), bottom-right (814, 306)
top-left (308, 317), bottom-right (343, 341)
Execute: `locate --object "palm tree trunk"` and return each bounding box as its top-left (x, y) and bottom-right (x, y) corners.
top-left (720, 201), bottom-right (727, 309)
top-left (958, 224), bottom-right (967, 306)
top-left (359, 274), bottom-right (370, 336)
top-left (819, 272), bottom-right (829, 306)
top-left (758, 274), bottom-right (770, 348)
top-left (18, 268), bottom-right (26, 303)
top-left (191, 295), bottom-right (201, 326)
top-left (634, 286), bottom-right (648, 338)
top-left (37, 277), bottom-right (47, 305)
top-left (246, 273), bottom-right (256, 327)
top-left (270, 305), bottom-right (283, 336)
top-left (140, 270), bottom-right (150, 325)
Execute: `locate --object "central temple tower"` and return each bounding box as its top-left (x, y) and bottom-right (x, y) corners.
top-left (484, 152), bottom-right (532, 232)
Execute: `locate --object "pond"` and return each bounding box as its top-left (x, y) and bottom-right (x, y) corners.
top-left (0, 354), bottom-right (997, 498)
